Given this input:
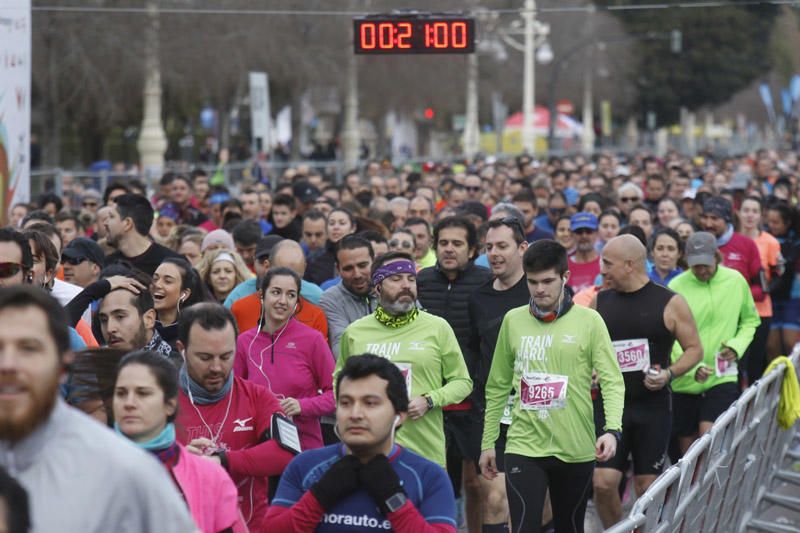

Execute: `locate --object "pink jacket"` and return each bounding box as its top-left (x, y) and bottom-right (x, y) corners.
top-left (173, 443), bottom-right (245, 533)
top-left (235, 319), bottom-right (335, 450)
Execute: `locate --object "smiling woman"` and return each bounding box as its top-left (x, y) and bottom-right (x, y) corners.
top-left (151, 257), bottom-right (209, 334)
top-left (233, 267), bottom-right (335, 450)
top-left (196, 248), bottom-right (253, 304)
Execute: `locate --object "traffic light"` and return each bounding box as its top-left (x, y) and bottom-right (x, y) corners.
top-left (423, 107), bottom-right (435, 120)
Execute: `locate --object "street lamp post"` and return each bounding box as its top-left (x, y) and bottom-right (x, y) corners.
top-left (463, 52), bottom-right (481, 158)
top-left (519, 0), bottom-right (551, 154)
top-left (137, 0), bottom-right (168, 181)
top-left (341, 51), bottom-right (360, 170)
top-left (521, 0), bottom-right (536, 154)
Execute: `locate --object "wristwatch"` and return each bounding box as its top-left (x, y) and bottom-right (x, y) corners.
top-left (604, 430), bottom-right (622, 444)
top-left (212, 448), bottom-right (229, 471)
top-left (423, 394), bottom-right (434, 411)
top-left (384, 492), bottom-right (408, 513)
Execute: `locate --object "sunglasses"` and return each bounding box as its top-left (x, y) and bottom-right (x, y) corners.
top-left (0, 263), bottom-right (23, 279)
top-left (62, 256), bottom-right (88, 266)
top-left (82, 201), bottom-right (98, 208)
top-left (497, 216), bottom-right (526, 239)
top-left (465, 186), bottom-right (482, 192)
top-left (548, 207), bottom-right (566, 216)
top-left (620, 197), bottom-right (640, 203)
top-left (389, 239), bottom-right (414, 249)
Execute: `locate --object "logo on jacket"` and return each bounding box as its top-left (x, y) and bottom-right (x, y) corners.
top-left (286, 342), bottom-right (297, 349)
top-left (408, 341), bottom-right (426, 351)
top-left (233, 417), bottom-right (254, 432)
top-left (562, 334), bottom-right (576, 344)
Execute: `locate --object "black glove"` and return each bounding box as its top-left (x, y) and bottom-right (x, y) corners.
top-left (310, 454), bottom-right (362, 510)
top-left (358, 454), bottom-right (405, 514)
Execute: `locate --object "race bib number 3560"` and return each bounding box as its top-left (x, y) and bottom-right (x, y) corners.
top-left (519, 373), bottom-right (568, 410)
top-left (612, 339), bottom-right (650, 373)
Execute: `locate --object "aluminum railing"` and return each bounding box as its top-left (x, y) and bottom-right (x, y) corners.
top-left (607, 345), bottom-right (800, 533)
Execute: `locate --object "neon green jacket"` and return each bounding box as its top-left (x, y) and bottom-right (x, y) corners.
top-left (337, 311), bottom-right (472, 467)
top-left (482, 304), bottom-right (625, 463)
top-left (668, 265), bottom-right (760, 394)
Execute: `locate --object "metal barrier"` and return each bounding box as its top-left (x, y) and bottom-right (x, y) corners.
top-left (607, 346), bottom-right (800, 533)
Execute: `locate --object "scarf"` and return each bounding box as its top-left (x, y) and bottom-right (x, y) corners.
top-left (115, 422), bottom-right (176, 451)
top-left (716, 224), bottom-right (735, 247)
top-left (146, 329), bottom-right (174, 359)
top-left (375, 306), bottom-right (419, 328)
top-left (178, 364), bottom-right (233, 405)
top-left (529, 287), bottom-right (574, 323)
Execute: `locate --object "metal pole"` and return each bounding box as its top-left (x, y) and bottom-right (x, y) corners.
top-left (341, 51), bottom-right (361, 170)
top-left (463, 53), bottom-right (480, 158)
top-left (581, 69), bottom-right (595, 154)
top-left (136, 0), bottom-right (168, 181)
top-left (521, 0), bottom-right (536, 154)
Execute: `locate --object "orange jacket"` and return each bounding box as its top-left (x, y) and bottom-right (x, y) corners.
top-left (231, 294), bottom-right (328, 342)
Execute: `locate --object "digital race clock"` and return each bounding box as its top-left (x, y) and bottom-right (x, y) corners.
top-left (353, 14), bottom-right (475, 55)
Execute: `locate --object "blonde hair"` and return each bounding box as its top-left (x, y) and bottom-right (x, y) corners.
top-left (195, 248), bottom-right (254, 299)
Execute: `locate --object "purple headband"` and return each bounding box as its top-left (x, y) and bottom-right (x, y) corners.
top-left (372, 260), bottom-right (417, 286)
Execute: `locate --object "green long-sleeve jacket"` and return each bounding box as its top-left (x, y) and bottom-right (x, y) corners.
top-left (337, 311), bottom-right (472, 467)
top-left (482, 304), bottom-right (625, 463)
top-left (668, 265), bottom-right (760, 394)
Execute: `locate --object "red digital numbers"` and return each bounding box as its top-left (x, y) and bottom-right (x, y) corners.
top-left (397, 22), bottom-right (412, 49)
top-left (424, 21), bottom-right (468, 49)
top-left (358, 22), bottom-right (412, 50)
top-left (354, 17), bottom-right (474, 54)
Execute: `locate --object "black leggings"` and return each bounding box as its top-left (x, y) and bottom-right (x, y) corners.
top-left (504, 454), bottom-right (594, 533)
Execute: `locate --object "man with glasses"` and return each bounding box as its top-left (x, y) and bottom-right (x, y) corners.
top-left (467, 216), bottom-right (530, 532)
top-left (61, 237), bottom-right (105, 288)
top-left (568, 212), bottom-right (602, 292)
top-left (0, 228), bottom-right (33, 287)
top-left (534, 191), bottom-right (568, 234)
top-left (464, 174), bottom-right (484, 202)
top-left (80, 190), bottom-right (102, 214)
top-left (388, 229), bottom-right (417, 255)
top-left (617, 183), bottom-right (644, 220)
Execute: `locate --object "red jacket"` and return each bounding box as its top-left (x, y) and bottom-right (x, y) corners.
top-left (176, 376), bottom-right (294, 529)
top-left (720, 232), bottom-right (765, 302)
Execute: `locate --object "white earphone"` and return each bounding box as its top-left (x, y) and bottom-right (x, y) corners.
top-left (394, 415), bottom-right (401, 426)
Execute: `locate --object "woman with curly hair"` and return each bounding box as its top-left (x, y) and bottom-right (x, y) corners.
top-left (196, 248), bottom-right (254, 303)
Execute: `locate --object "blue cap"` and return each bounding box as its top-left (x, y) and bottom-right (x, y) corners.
top-left (570, 212), bottom-right (598, 232)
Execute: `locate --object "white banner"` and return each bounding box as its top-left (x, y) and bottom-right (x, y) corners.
top-left (0, 1), bottom-right (31, 224)
top-left (249, 72), bottom-right (271, 152)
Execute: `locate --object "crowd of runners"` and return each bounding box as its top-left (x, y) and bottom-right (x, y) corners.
top-left (0, 148), bottom-right (796, 532)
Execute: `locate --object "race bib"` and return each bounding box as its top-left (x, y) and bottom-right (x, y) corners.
top-left (500, 394), bottom-right (515, 424)
top-left (715, 353), bottom-right (738, 378)
top-left (612, 339), bottom-right (650, 373)
top-left (395, 363), bottom-right (413, 397)
top-left (519, 373), bottom-right (569, 410)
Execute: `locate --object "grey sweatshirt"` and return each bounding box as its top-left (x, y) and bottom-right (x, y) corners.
top-left (318, 282), bottom-right (377, 359)
top-left (0, 399), bottom-right (197, 533)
